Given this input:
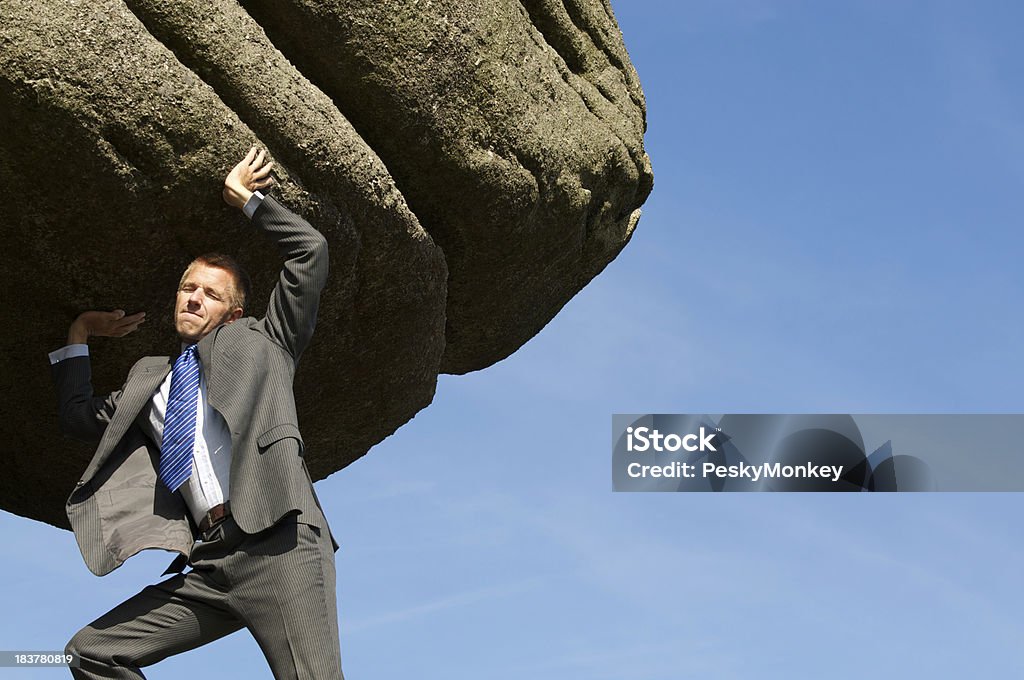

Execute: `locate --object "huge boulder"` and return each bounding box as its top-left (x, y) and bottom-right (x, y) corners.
top-left (0, 0), bottom-right (652, 528)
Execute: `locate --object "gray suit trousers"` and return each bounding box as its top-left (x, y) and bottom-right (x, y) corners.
top-left (66, 514), bottom-right (343, 680)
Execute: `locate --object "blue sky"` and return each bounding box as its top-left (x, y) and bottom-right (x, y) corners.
top-left (4, 1), bottom-right (1024, 677)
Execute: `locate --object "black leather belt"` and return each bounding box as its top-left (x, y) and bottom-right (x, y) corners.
top-left (198, 502), bottom-right (231, 535)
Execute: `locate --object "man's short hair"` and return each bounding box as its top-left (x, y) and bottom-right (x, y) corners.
top-left (179, 253), bottom-right (252, 313)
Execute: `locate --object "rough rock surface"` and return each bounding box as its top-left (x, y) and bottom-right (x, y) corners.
top-left (0, 0), bottom-right (652, 529)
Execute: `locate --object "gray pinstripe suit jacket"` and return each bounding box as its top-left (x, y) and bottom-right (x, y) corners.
top-left (52, 196), bottom-right (336, 576)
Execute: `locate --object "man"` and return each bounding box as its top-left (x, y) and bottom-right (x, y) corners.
top-left (50, 148), bottom-right (343, 679)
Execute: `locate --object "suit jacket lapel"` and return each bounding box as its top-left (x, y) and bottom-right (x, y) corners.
top-left (83, 357), bottom-right (171, 483)
top-left (197, 331), bottom-right (215, 375)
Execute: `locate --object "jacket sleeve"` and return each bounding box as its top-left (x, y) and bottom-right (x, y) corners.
top-left (50, 354), bottom-right (122, 443)
top-left (251, 195), bottom-right (330, 361)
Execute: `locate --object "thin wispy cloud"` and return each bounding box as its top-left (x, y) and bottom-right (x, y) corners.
top-left (343, 577), bottom-right (545, 634)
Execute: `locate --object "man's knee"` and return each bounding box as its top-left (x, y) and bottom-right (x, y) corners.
top-left (66, 626), bottom-right (117, 679)
top-left (66, 624), bottom-right (150, 680)
top-left (66, 628), bottom-right (88, 660)
top-left (67, 625), bottom-right (108, 664)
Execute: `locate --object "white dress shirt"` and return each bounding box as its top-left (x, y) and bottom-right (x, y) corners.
top-left (144, 358), bottom-right (232, 525)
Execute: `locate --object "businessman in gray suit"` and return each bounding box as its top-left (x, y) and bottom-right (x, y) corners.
top-left (50, 148), bottom-right (343, 679)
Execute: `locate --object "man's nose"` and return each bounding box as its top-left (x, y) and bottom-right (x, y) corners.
top-left (188, 289), bottom-right (204, 304)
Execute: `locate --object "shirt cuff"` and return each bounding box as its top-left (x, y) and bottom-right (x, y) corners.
top-left (49, 344), bottom-right (89, 365)
top-left (242, 191), bottom-right (266, 219)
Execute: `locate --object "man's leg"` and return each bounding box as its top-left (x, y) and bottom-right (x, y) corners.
top-left (222, 514), bottom-right (344, 680)
top-left (66, 571), bottom-right (243, 679)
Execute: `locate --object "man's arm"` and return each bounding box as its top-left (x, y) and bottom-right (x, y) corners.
top-left (223, 148), bottom-right (329, 360)
top-left (50, 310), bottom-right (145, 442)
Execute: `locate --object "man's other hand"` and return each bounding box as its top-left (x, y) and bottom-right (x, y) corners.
top-left (68, 310), bottom-right (146, 345)
top-left (223, 146), bottom-right (275, 210)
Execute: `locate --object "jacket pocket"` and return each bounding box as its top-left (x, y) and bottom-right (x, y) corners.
top-left (256, 423), bottom-right (304, 452)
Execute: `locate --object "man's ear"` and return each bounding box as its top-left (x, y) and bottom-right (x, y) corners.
top-left (226, 308), bottom-right (243, 324)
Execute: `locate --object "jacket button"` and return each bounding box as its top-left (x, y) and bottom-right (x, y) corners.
top-left (76, 481), bottom-right (85, 487)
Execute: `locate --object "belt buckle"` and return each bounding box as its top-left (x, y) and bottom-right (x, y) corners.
top-left (200, 516), bottom-right (224, 542)
top-left (198, 503), bottom-right (230, 541)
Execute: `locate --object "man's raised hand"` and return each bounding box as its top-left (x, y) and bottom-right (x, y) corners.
top-left (223, 146), bottom-right (275, 210)
top-left (68, 310), bottom-right (146, 345)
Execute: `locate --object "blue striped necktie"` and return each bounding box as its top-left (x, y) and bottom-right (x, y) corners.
top-left (159, 344), bottom-right (200, 492)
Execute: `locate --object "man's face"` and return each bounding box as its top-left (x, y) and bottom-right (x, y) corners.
top-left (174, 263), bottom-right (243, 343)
